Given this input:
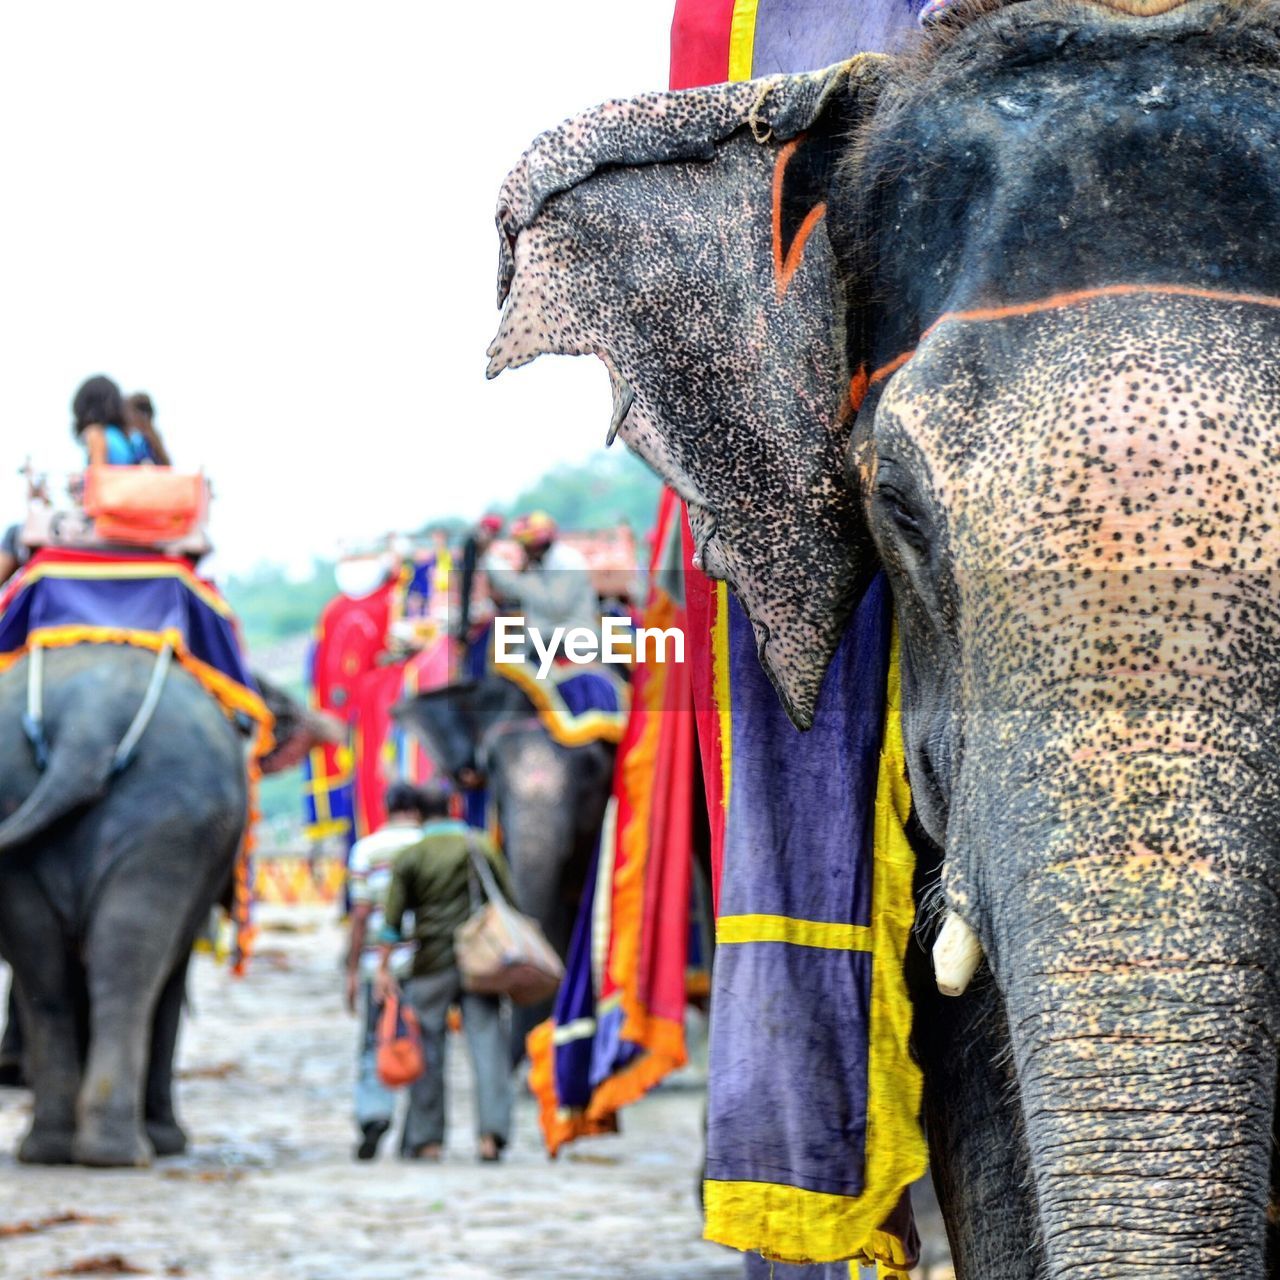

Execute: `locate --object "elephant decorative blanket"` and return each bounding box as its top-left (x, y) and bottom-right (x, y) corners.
top-left (0, 549), bottom-right (270, 753)
top-left (0, 548), bottom-right (274, 967)
top-left (490, 658), bottom-right (629, 749)
top-left (527, 489), bottom-right (704, 1155)
top-left (670, 3), bottom-right (928, 1275)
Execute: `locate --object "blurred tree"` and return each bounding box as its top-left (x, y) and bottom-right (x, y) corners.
top-left (223, 560), bottom-right (337, 651)
top-left (499, 449), bottom-right (661, 532)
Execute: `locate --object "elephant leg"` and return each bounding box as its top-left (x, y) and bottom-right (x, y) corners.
top-left (500, 799), bottom-right (579, 1068)
top-left (74, 886), bottom-right (183, 1167)
top-left (144, 952), bottom-right (190, 1157)
top-left (907, 937), bottom-right (1042, 1280)
top-left (0, 875), bottom-right (81, 1164)
top-left (0, 986), bottom-right (25, 1087)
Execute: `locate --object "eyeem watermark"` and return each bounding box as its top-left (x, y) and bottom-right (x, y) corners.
top-left (494, 616), bottom-right (685, 679)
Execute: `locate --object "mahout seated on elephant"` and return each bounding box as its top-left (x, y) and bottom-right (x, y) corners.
top-left (488, 2), bottom-right (1280, 1274)
top-left (0, 651), bottom-right (334, 1166)
top-left (394, 671), bottom-right (616, 1063)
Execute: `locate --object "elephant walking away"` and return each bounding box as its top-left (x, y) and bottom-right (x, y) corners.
top-left (0, 645), bottom-right (324, 1166)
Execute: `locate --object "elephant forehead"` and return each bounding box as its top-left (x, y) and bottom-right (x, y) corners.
top-left (878, 290), bottom-right (1280, 575)
top-left (500, 733), bottom-right (570, 800)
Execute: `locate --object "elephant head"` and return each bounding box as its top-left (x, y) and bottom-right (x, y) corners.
top-left (392, 679), bottom-right (517, 788)
top-left (490, 2), bottom-right (1280, 1271)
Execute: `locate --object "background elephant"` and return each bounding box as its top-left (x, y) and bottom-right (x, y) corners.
top-left (0, 646), bottom-right (330, 1166)
top-left (490, 4), bottom-right (1280, 1274)
top-left (394, 672), bottom-right (616, 1056)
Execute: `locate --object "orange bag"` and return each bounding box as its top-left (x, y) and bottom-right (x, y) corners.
top-left (82, 465), bottom-right (208, 545)
top-left (375, 991), bottom-right (425, 1088)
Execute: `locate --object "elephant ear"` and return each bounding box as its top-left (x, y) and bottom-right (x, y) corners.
top-left (488, 55), bottom-right (888, 729)
top-left (392, 684), bottom-right (483, 780)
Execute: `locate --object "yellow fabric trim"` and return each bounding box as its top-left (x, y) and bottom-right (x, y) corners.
top-left (304, 819), bottom-right (350, 841)
top-left (302, 774), bottom-right (352, 798)
top-left (716, 914), bottom-right (872, 952)
top-left (863, 624), bottom-right (929, 1229)
top-left (492, 659), bottom-right (629, 748)
top-left (7, 559), bottom-right (234, 618)
top-left (712, 583), bottom-right (733, 808)
top-left (704, 626), bottom-right (927, 1264)
top-left (728, 0), bottom-right (759, 81)
top-left (0, 626), bottom-right (273, 758)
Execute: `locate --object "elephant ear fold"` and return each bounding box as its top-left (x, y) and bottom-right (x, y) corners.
top-left (488, 55), bottom-right (890, 730)
top-left (392, 684), bottom-right (482, 779)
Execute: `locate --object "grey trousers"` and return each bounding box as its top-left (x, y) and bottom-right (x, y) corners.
top-left (401, 968), bottom-right (511, 1152)
top-left (355, 980), bottom-right (397, 1130)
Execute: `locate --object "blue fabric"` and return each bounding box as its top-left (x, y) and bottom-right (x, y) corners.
top-left (744, 1258), bottom-right (846, 1280)
top-left (589, 1002), bottom-right (640, 1089)
top-left (465, 625), bottom-right (491, 681)
top-left (749, 0), bottom-right (927, 74)
top-left (552, 667), bottom-right (625, 720)
top-left (706, 574), bottom-right (892, 1199)
top-left (552, 836), bottom-right (603, 1109)
top-left (462, 625), bottom-right (493, 829)
top-left (100, 424), bottom-right (155, 465)
top-left (302, 751), bottom-right (355, 839)
top-left (400, 559), bottom-right (437, 618)
top-left (0, 559), bottom-right (257, 695)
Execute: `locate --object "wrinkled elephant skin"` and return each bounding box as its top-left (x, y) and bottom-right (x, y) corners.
top-left (0, 646), bottom-right (309, 1168)
top-left (490, 2), bottom-right (1280, 1274)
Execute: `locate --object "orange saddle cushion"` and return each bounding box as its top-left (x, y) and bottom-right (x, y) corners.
top-left (82, 466), bottom-right (208, 545)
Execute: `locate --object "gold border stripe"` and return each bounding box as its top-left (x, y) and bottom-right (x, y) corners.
top-left (727, 0), bottom-right (759, 82)
top-left (703, 625), bottom-right (927, 1264)
top-left (716, 914), bottom-right (873, 952)
top-left (712, 582), bottom-right (733, 808)
top-left (6, 559), bottom-right (235, 618)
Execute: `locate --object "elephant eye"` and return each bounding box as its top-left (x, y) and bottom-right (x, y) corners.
top-left (876, 483), bottom-right (929, 552)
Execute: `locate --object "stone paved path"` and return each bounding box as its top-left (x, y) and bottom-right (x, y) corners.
top-left (0, 908), bottom-right (742, 1280)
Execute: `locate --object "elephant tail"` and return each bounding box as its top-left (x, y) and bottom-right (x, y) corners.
top-left (0, 744), bottom-right (114, 854)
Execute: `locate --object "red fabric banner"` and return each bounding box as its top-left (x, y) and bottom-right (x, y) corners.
top-left (670, 0), bottom-right (735, 88)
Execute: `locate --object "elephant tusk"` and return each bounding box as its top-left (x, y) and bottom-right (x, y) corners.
top-left (933, 912), bottom-right (983, 997)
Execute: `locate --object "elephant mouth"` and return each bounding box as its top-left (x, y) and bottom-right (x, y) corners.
top-left (685, 500), bottom-right (721, 574)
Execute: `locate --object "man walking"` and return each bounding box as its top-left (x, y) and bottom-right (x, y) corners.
top-left (377, 783), bottom-right (516, 1161)
top-left (345, 782), bottom-right (431, 1160)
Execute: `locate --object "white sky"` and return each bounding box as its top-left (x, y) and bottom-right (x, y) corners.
top-left (0, 1), bottom-right (672, 577)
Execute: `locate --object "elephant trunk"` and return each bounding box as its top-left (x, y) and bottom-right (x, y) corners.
top-left (1015, 969), bottom-right (1274, 1275)
top-left (999, 843), bottom-right (1280, 1277)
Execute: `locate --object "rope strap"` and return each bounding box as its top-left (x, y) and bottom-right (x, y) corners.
top-left (111, 642), bottom-right (173, 776)
top-left (22, 642), bottom-right (48, 771)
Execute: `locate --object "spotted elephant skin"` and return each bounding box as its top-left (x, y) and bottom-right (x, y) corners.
top-left (490, 2), bottom-right (1280, 1275)
top-left (394, 676), bottom-right (615, 1060)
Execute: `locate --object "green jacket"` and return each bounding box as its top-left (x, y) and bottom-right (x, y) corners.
top-left (380, 819), bottom-right (517, 977)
